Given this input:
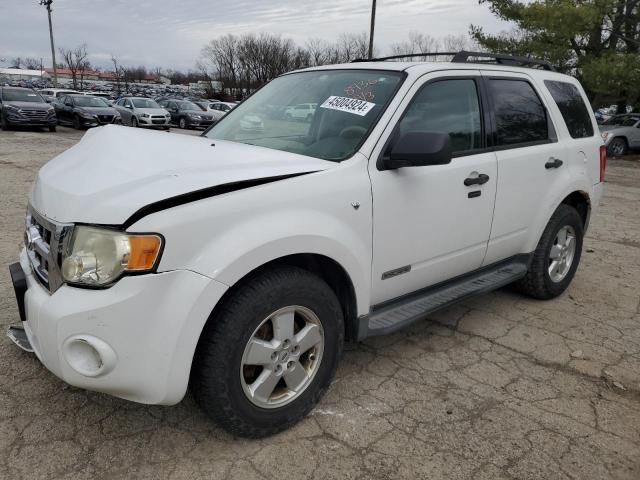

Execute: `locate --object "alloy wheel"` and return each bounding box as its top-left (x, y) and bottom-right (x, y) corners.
top-left (548, 225), bottom-right (576, 283)
top-left (240, 305), bottom-right (324, 409)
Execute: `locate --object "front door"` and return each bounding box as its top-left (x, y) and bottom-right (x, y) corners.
top-left (369, 73), bottom-right (498, 305)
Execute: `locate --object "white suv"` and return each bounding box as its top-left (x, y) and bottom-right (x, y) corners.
top-left (9, 52), bottom-right (605, 438)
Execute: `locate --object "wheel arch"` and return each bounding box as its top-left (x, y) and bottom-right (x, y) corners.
top-left (200, 253), bottom-right (360, 343)
top-left (560, 190), bottom-right (591, 230)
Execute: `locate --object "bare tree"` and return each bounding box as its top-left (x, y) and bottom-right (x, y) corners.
top-left (23, 57), bottom-right (42, 70)
top-left (10, 57), bottom-right (22, 68)
top-left (110, 54), bottom-right (125, 94)
top-left (59, 43), bottom-right (89, 89)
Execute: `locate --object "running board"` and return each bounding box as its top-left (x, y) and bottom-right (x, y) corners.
top-left (7, 325), bottom-right (34, 353)
top-left (359, 257), bottom-right (530, 340)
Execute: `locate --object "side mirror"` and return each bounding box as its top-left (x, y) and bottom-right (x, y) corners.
top-left (381, 131), bottom-right (453, 170)
top-left (125, 104), bottom-right (132, 109)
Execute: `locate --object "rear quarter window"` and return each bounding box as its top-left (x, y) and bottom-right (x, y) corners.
top-left (544, 80), bottom-right (594, 139)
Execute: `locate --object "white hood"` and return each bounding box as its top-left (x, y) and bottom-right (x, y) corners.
top-left (31, 125), bottom-right (334, 225)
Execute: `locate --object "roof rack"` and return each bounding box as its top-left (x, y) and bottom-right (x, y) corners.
top-left (352, 50), bottom-right (556, 72)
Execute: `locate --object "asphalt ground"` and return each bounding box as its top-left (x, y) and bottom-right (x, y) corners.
top-left (0, 125), bottom-right (639, 479)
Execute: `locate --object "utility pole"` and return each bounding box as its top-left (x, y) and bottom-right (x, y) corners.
top-left (40, 0), bottom-right (58, 87)
top-left (368, 0), bottom-right (377, 59)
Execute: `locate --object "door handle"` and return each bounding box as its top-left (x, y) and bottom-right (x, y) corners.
top-left (545, 157), bottom-right (563, 169)
top-left (464, 173), bottom-right (490, 186)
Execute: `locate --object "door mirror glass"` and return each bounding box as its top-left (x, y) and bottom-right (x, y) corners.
top-left (384, 131), bottom-right (452, 169)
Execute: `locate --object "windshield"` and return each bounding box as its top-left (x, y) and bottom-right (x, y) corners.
top-left (205, 69), bottom-right (404, 161)
top-left (1, 89), bottom-right (45, 103)
top-left (132, 98), bottom-right (160, 108)
top-left (177, 101), bottom-right (200, 110)
top-left (72, 96), bottom-right (110, 107)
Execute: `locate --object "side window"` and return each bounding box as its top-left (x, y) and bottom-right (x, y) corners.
top-left (544, 80), bottom-right (594, 139)
top-left (396, 78), bottom-right (483, 155)
top-left (489, 79), bottom-right (548, 147)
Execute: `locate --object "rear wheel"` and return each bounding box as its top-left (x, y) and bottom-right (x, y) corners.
top-left (192, 266), bottom-right (344, 438)
top-left (608, 137), bottom-right (628, 156)
top-left (515, 204), bottom-right (584, 299)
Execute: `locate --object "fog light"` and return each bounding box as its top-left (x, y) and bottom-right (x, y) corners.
top-left (63, 335), bottom-right (117, 377)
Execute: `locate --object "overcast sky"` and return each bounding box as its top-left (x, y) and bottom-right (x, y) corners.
top-left (0, 0), bottom-right (510, 71)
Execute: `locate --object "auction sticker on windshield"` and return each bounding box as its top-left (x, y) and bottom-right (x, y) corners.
top-left (320, 96), bottom-right (375, 116)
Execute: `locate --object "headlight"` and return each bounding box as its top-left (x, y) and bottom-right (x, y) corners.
top-left (79, 111), bottom-right (96, 119)
top-left (141, 113), bottom-right (150, 118)
top-left (188, 113), bottom-right (202, 119)
top-left (5, 105), bottom-right (21, 113)
top-left (601, 132), bottom-right (609, 141)
top-left (61, 226), bottom-right (162, 286)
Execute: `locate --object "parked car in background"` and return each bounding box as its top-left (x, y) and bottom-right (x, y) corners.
top-left (113, 97), bottom-right (171, 129)
top-left (284, 103), bottom-right (316, 122)
top-left (210, 102), bottom-right (236, 115)
top-left (54, 94), bottom-right (121, 129)
top-left (0, 86), bottom-right (57, 131)
top-left (599, 114), bottom-right (640, 156)
top-left (39, 88), bottom-right (80, 103)
top-left (157, 99), bottom-right (215, 129)
top-left (239, 114), bottom-right (264, 132)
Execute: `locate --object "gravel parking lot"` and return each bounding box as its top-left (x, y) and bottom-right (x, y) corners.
top-left (1, 126), bottom-right (639, 479)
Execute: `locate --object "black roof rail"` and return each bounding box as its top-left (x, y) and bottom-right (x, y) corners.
top-left (351, 50), bottom-right (556, 72)
top-left (451, 51), bottom-right (556, 71)
top-left (352, 52), bottom-right (458, 62)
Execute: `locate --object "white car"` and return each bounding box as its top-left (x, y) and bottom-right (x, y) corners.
top-left (113, 97), bottom-right (172, 129)
top-left (9, 53), bottom-right (605, 438)
top-left (284, 103), bottom-right (316, 121)
top-left (39, 88), bottom-right (80, 103)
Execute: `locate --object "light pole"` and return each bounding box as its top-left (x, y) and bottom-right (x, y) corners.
top-left (39, 0), bottom-right (58, 87)
top-left (368, 0), bottom-right (377, 59)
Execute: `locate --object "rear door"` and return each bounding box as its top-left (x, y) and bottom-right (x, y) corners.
top-left (481, 72), bottom-right (569, 265)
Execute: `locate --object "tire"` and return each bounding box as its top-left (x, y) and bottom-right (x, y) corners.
top-left (72, 115), bottom-right (81, 130)
top-left (1, 114), bottom-right (10, 131)
top-left (515, 204), bottom-right (584, 300)
top-left (48, 125), bottom-right (56, 132)
top-left (179, 117), bottom-right (187, 129)
top-left (607, 137), bottom-right (628, 156)
top-left (192, 266), bottom-right (344, 438)
top-left (131, 116), bottom-right (138, 128)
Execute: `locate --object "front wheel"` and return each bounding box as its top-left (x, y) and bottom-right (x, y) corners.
top-left (72, 115), bottom-right (81, 130)
top-left (192, 266), bottom-right (344, 438)
top-left (131, 116), bottom-right (138, 128)
top-left (515, 204), bottom-right (584, 299)
top-left (48, 125), bottom-right (56, 132)
top-left (1, 114), bottom-right (10, 131)
top-left (178, 117), bottom-right (187, 129)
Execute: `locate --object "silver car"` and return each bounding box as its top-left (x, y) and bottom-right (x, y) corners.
top-left (600, 114), bottom-right (640, 156)
top-left (113, 97), bottom-right (171, 129)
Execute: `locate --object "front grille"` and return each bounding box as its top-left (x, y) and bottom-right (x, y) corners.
top-left (25, 206), bottom-right (72, 293)
top-left (97, 115), bottom-right (114, 124)
top-left (21, 109), bottom-right (48, 119)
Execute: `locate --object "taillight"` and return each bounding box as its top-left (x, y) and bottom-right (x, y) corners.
top-left (599, 145), bottom-right (606, 182)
